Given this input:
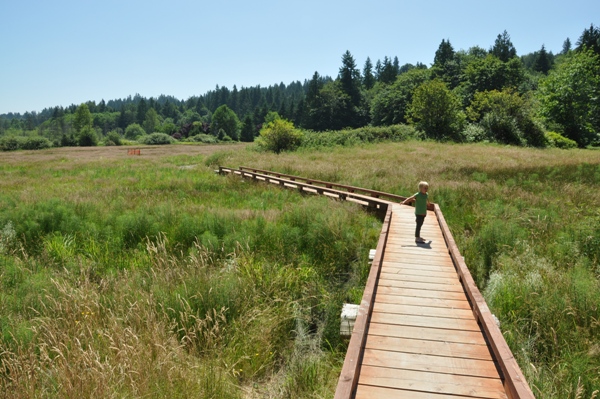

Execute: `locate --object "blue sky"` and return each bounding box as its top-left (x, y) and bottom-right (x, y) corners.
top-left (1, 0), bottom-right (598, 114)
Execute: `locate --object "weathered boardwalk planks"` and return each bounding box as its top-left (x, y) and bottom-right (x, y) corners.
top-left (217, 167), bottom-right (534, 399)
top-left (338, 203), bottom-right (533, 399)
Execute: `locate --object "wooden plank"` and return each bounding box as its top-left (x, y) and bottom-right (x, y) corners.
top-left (379, 267), bottom-right (462, 290)
top-left (385, 248), bottom-right (450, 257)
top-left (365, 335), bottom-right (492, 361)
top-left (355, 384), bottom-right (464, 399)
top-left (386, 242), bottom-right (447, 250)
top-left (381, 266), bottom-right (459, 281)
top-left (373, 302), bottom-right (474, 320)
top-left (359, 365), bottom-right (508, 399)
top-left (362, 348), bottom-right (500, 378)
top-left (375, 294), bottom-right (471, 310)
top-left (380, 265), bottom-right (459, 277)
top-left (368, 322), bottom-right (486, 346)
top-left (384, 254), bottom-right (456, 266)
top-left (371, 311), bottom-right (481, 332)
top-left (384, 251), bottom-right (451, 261)
top-left (377, 285), bottom-right (466, 301)
top-left (377, 278), bottom-right (464, 293)
top-left (434, 205), bottom-right (535, 399)
top-left (384, 246), bottom-right (450, 256)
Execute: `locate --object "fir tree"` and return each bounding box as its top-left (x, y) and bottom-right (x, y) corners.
top-left (490, 30), bottom-right (517, 61)
top-left (576, 23), bottom-right (600, 55)
top-left (562, 37), bottom-right (572, 54)
top-left (363, 57), bottom-right (376, 90)
top-left (240, 115), bottom-right (254, 142)
top-left (533, 45), bottom-right (552, 74)
top-left (338, 50), bottom-right (361, 106)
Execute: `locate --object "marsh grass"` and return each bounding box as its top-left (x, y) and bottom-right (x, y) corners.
top-left (0, 148), bottom-right (378, 398)
top-left (1, 141), bottom-right (599, 397)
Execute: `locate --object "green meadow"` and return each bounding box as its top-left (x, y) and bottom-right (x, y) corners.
top-left (1, 141), bottom-right (600, 398)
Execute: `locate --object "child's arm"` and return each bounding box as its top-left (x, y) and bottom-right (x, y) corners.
top-left (401, 195), bottom-right (416, 205)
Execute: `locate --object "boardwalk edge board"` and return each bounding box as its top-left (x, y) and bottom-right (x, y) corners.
top-left (218, 166), bottom-right (534, 399)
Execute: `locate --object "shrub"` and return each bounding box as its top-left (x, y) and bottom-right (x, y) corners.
top-left (185, 134), bottom-right (218, 144)
top-left (21, 136), bottom-right (52, 150)
top-left (480, 112), bottom-right (524, 145)
top-left (256, 119), bottom-right (303, 153)
top-left (125, 123), bottom-right (146, 140)
top-left (546, 131), bottom-right (577, 149)
top-left (138, 133), bottom-right (175, 145)
top-left (462, 123), bottom-right (489, 143)
top-left (106, 131), bottom-right (122, 146)
top-left (301, 124), bottom-right (416, 149)
top-left (0, 136), bottom-right (22, 151)
top-left (78, 126), bottom-right (98, 147)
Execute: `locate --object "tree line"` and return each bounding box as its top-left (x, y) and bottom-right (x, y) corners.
top-left (1, 24), bottom-right (599, 149)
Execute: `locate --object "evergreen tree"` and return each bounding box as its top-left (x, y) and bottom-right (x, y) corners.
top-left (375, 59), bottom-right (383, 80)
top-left (136, 98), bottom-right (148, 125)
top-left (562, 37), bottom-right (572, 54)
top-left (240, 115), bottom-right (254, 142)
top-left (338, 50), bottom-right (361, 106)
top-left (379, 56), bottom-right (397, 84)
top-left (533, 45), bottom-right (552, 74)
top-left (117, 108), bottom-right (127, 129)
top-left (576, 23), bottom-right (600, 55)
top-left (392, 56), bottom-right (400, 75)
top-left (434, 39), bottom-right (455, 66)
top-left (490, 30), bottom-right (517, 61)
top-left (363, 57), bottom-right (376, 90)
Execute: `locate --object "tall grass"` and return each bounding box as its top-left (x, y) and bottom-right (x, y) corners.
top-left (0, 149), bottom-right (378, 398)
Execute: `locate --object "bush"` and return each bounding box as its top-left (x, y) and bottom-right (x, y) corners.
top-left (462, 123), bottom-right (489, 143)
top-left (185, 134), bottom-right (218, 144)
top-left (138, 133), bottom-right (175, 145)
top-left (301, 124), bottom-right (416, 149)
top-left (256, 119), bottom-right (303, 153)
top-left (0, 136), bottom-right (22, 151)
top-left (21, 136), bottom-right (52, 150)
top-left (125, 123), bottom-right (146, 140)
top-left (0, 136), bottom-right (52, 151)
top-left (105, 131), bottom-right (122, 146)
top-left (480, 112), bottom-right (524, 145)
top-left (78, 126), bottom-right (98, 147)
top-left (546, 131), bottom-right (577, 149)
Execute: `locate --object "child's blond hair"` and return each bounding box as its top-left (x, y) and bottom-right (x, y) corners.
top-left (418, 181), bottom-right (429, 190)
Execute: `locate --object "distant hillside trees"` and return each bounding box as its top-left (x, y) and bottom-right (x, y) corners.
top-left (1, 24), bottom-right (599, 150)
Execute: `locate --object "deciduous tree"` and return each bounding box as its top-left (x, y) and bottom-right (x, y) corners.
top-left (538, 49), bottom-right (600, 146)
top-left (73, 103), bottom-right (92, 133)
top-left (211, 105), bottom-right (240, 140)
top-left (407, 79), bottom-right (465, 141)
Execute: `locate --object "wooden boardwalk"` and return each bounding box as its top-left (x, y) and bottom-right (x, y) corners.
top-left (353, 204), bottom-right (507, 398)
top-left (217, 167), bottom-right (534, 399)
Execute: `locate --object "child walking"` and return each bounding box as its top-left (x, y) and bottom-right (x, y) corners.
top-left (401, 181), bottom-right (430, 243)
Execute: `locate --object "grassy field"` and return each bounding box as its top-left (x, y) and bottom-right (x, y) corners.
top-left (1, 142), bottom-right (599, 398)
